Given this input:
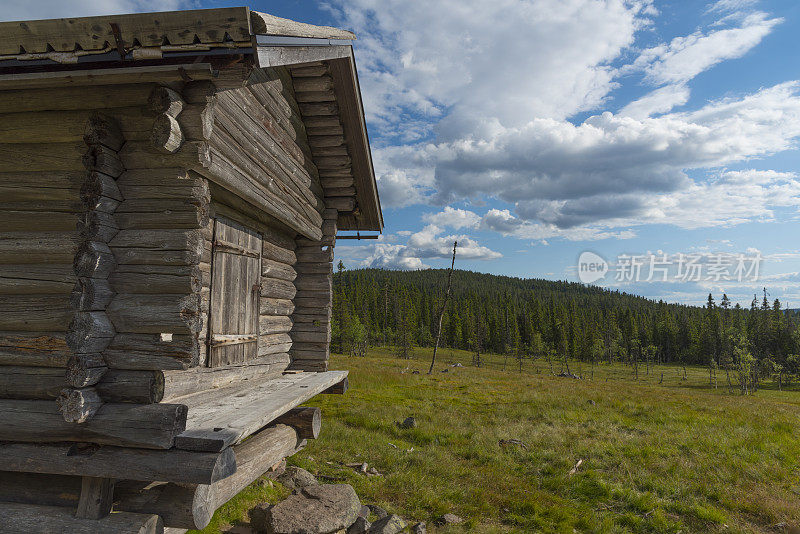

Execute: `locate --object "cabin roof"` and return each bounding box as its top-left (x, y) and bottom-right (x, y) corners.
top-left (0, 7), bottom-right (382, 232)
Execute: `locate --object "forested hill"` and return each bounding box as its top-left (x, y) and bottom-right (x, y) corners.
top-left (332, 268), bottom-right (800, 372)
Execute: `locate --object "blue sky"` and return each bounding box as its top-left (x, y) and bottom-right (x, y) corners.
top-left (7, 0), bottom-right (800, 307)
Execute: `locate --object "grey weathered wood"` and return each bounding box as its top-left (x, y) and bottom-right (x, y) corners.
top-left (66, 311), bottom-right (115, 353)
top-left (0, 295), bottom-right (72, 331)
top-left (0, 84), bottom-right (153, 114)
top-left (0, 332), bottom-right (70, 368)
top-left (71, 278), bottom-right (114, 311)
top-left (325, 196), bottom-right (356, 211)
top-left (83, 144), bottom-right (125, 178)
top-left (262, 240), bottom-right (297, 265)
top-left (174, 371), bottom-right (347, 452)
top-left (0, 399), bottom-right (187, 449)
top-left (151, 113), bottom-right (185, 154)
top-left (66, 353), bottom-right (108, 387)
top-left (260, 298), bottom-right (295, 316)
top-left (260, 278), bottom-right (296, 300)
top-left (107, 294), bottom-right (202, 334)
top-left (110, 265), bottom-right (203, 295)
top-left (261, 258), bottom-right (296, 281)
top-left (258, 315), bottom-right (293, 335)
top-left (76, 476), bottom-right (115, 519)
top-left (257, 45), bottom-right (352, 69)
top-left (0, 502), bottom-right (163, 534)
top-left (116, 168), bottom-right (208, 200)
top-left (0, 232), bottom-right (78, 264)
top-left (81, 171), bottom-right (123, 213)
top-left (103, 333), bottom-right (198, 371)
top-left (77, 210), bottom-right (119, 242)
top-left (274, 406), bottom-right (321, 439)
top-left (149, 86), bottom-right (185, 117)
top-left (115, 424), bottom-right (300, 529)
top-left (197, 146), bottom-right (322, 241)
top-left (0, 441), bottom-right (236, 484)
top-left (161, 355), bottom-right (289, 402)
top-left (208, 218), bottom-right (262, 367)
top-left (74, 241), bottom-right (116, 279)
top-left (323, 376), bottom-right (349, 394)
top-left (84, 113), bottom-right (125, 152)
top-left (57, 387), bottom-right (103, 423)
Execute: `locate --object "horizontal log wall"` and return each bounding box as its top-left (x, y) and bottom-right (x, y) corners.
top-left (0, 81), bottom-right (217, 432)
top-left (289, 209), bottom-right (337, 372)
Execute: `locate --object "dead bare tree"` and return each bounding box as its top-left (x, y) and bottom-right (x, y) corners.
top-left (428, 241), bottom-right (458, 375)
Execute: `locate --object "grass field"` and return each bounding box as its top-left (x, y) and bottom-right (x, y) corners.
top-left (194, 347), bottom-right (800, 533)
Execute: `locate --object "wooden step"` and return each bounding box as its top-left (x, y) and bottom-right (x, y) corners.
top-left (173, 370), bottom-right (347, 452)
top-left (0, 502), bottom-right (163, 534)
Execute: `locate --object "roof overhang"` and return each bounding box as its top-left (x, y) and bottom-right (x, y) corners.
top-left (253, 38), bottom-right (382, 232)
top-left (0, 7), bottom-right (382, 232)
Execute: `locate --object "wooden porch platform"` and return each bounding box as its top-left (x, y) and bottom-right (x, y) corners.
top-left (173, 370), bottom-right (348, 452)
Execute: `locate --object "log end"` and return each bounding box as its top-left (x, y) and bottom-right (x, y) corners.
top-left (57, 388), bottom-right (103, 423)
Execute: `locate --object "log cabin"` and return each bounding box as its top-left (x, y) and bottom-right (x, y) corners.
top-left (0, 7), bottom-right (381, 532)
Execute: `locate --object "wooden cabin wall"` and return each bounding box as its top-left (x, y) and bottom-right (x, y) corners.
top-left (0, 81), bottom-right (212, 409)
top-left (194, 65), bottom-right (336, 375)
top-left (0, 63), bottom-right (344, 420)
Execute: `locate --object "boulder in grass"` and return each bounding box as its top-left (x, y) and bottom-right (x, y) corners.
top-left (367, 514), bottom-right (406, 534)
top-left (276, 465), bottom-right (319, 491)
top-left (366, 504), bottom-right (388, 519)
top-left (438, 513), bottom-right (463, 525)
top-left (411, 522), bottom-right (426, 534)
top-left (260, 484), bottom-right (361, 534)
top-left (397, 417), bottom-right (416, 429)
top-left (346, 516), bottom-right (371, 534)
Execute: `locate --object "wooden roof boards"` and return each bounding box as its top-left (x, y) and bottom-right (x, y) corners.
top-left (0, 6), bottom-right (382, 233)
top-left (0, 7), bottom-right (253, 56)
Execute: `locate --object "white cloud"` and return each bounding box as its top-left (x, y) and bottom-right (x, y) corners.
top-left (0, 0), bottom-right (187, 21)
top-left (390, 82), bottom-right (800, 229)
top-left (339, 224), bottom-right (501, 270)
top-left (706, 0), bottom-right (759, 15)
top-left (330, 0), bottom-right (654, 140)
top-left (422, 206), bottom-right (481, 229)
top-left (330, 0), bottom-right (796, 241)
top-left (619, 84), bottom-right (690, 118)
top-left (629, 11), bottom-right (780, 86)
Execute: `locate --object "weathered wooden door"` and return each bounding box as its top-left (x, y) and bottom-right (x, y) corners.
top-left (208, 217), bottom-right (262, 366)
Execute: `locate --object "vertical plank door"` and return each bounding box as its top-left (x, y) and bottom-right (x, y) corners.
top-left (208, 217), bottom-right (262, 366)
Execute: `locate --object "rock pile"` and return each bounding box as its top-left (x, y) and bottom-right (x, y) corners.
top-left (248, 466), bottom-right (428, 534)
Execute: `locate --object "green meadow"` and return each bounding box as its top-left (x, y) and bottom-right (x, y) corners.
top-left (195, 347), bottom-right (800, 533)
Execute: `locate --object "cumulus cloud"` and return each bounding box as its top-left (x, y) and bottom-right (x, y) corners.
top-left (339, 224), bottom-right (502, 270)
top-left (382, 82), bottom-right (800, 229)
top-left (0, 0), bottom-right (186, 21)
top-left (329, 0), bottom-right (796, 240)
top-left (329, 0), bottom-right (654, 139)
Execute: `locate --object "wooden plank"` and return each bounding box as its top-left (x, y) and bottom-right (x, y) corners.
top-left (0, 84), bottom-right (153, 114)
top-left (0, 502), bottom-right (163, 534)
top-left (0, 400), bottom-right (187, 449)
top-left (173, 370), bottom-right (347, 452)
top-left (0, 8), bottom-right (251, 54)
top-left (208, 218), bottom-right (261, 367)
top-left (76, 476), bottom-right (115, 519)
top-left (0, 65), bottom-right (214, 91)
top-left (161, 354), bottom-right (289, 402)
top-left (327, 57), bottom-right (383, 231)
top-left (115, 424), bottom-right (301, 530)
top-left (0, 442), bottom-right (236, 484)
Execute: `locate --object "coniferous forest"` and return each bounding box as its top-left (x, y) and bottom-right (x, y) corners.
top-left (332, 267), bottom-right (800, 391)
